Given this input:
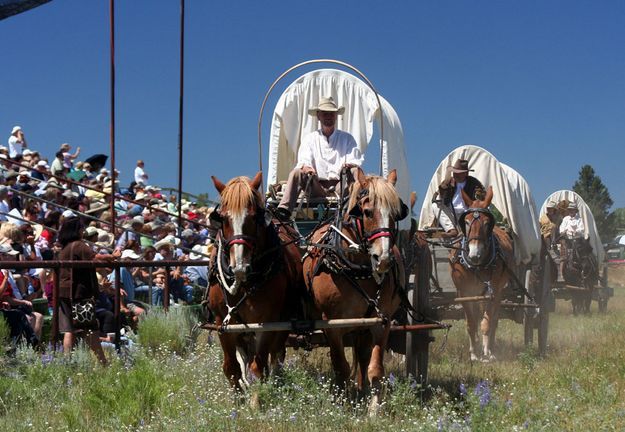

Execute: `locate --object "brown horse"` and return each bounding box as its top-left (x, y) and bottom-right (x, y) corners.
top-left (450, 186), bottom-right (514, 361)
top-left (303, 168), bottom-right (406, 414)
top-left (208, 172), bottom-right (302, 390)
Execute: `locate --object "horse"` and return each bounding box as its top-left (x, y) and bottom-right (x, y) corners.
top-left (450, 186), bottom-right (514, 362)
top-left (561, 236), bottom-right (598, 314)
top-left (207, 172), bottom-right (303, 391)
top-left (303, 167), bottom-right (407, 414)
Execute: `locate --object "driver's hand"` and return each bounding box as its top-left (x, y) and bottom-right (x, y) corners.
top-left (302, 165), bottom-right (316, 176)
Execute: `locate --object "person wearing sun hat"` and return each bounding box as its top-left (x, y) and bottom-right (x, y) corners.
top-left (431, 159), bottom-right (485, 239)
top-left (7, 126), bottom-right (27, 160)
top-left (276, 96), bottom-right (362, 220)
top-left (560, 201), bottom-right (585, 241)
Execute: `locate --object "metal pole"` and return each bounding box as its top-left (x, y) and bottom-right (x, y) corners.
top-left (109, 0), bottom-right (117, 239)
top-left (51, 268), bottom-right (60, 346)
top-left (163, 269), bottom-right (170, 311)
top-left (148, 265), bottom-right (153, 305)
top-left (176, 0), bottom-right (185, 237)
top-left (114, 267), bottom-right (121, 351)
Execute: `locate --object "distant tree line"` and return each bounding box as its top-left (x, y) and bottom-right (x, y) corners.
top-left (572, 165), bottom-right (622, 243)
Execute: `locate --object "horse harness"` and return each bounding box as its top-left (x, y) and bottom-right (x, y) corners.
top-left (208, 206), bottom-right (285, 330)
top-left (305, 188), bottom-right (402, 320)
top-left (451, 207), bottom-right (536, 302)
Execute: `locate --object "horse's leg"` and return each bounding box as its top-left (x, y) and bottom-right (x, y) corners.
top-left (220, 334), bottom-right (244, 391)
top-left (366, 323), bottom-right (390, 416)
top-left (462, 303), bottom-right (480, 361)
top-left (482, 293), bottom-right (502, 361)
top-left (325, 329), bottom-right (351, 391)
top-left (353, 331), bottom-right (372, 398)
top-left (268, 331), bottom-right (289, 376)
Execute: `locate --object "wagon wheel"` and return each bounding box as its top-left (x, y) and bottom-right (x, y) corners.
top-left (523, 269), bottom-right (534, 346)
top-left (405, 244), bottom-right (431, 388)
top-left (598, 266), bottom-right (609, 313)
top-left (537, 256), bottom-right (551, 357)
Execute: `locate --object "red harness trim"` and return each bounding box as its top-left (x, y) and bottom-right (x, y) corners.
top-left (228, 238), bottom-right (255, 250)
top-left (367, 230), bottom-right (392, 242)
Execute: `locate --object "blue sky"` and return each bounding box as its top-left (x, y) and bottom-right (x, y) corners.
top-left (1, 1), bottom-right (624, 208)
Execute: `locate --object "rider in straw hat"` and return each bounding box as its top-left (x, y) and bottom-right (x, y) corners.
top-left (431, 158), bottom-right (485, 239)
top-left (275, 96), bottom-right (363, 221)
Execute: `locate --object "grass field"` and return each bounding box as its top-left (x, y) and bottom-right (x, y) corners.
top-left (1, 269), bottom-right (624, 431)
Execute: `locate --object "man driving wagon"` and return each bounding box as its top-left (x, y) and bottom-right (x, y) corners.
top-left (275, 96), bottom-right (363, 221)
top-left (430, 158), bottom-right (485, 239)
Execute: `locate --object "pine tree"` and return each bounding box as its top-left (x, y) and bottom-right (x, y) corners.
top-left (572, 165), bottom-right (615, 242)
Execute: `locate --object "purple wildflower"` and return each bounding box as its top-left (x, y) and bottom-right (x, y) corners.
top-left (289, 414), bottom-right (296, 422)
top-left (474, 380), bottom-right (491, 408)
top-left (409, 376), bottom-right (417, 390)
top-left (246, 369), bottom-right (258, 384)
top-left (523, 420), bottom-right (530, 429)
top-left (196, 397), bottom-right (206, 405)
top-left (41, 353), bottom-right (54, 366)
top-left (437, 417), bottom-right (444, 432)
top-left (459, 382), bottom-right (467, 397)
top-left (388, 372), bottom-right (396, 387)
top-left (506, 399), bottom-right (513, 409)
top-left (229, 410), bottom-right (238, 420)
top-left (66, 377), bottom-right (73, 387)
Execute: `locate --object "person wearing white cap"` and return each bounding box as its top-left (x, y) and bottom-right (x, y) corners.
top-left (96, 168), bottom-right (109, 184)
top-left (276, 96), bottom-right (363, 220)
top-left (559, 202), bottom-right (585, 240)
top-left (540, 199), bottom-right (563, 243)
top-left (184, 244), bottom-right (209, 287)
top-left (30, 160), bottom-right (49, 182)
top-left (8, 126), bottom-right (27, 159)
top-left (115, 216), bottom-right (144, 252)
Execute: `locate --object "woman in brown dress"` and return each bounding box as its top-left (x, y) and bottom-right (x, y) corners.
top-left (57, 217), bottom-right (114, 365)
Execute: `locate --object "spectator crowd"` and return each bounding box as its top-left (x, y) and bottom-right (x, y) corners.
top-left (0, 125), bottom-right (214, 351)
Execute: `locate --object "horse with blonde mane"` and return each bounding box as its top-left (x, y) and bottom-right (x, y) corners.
top-left (303, 167), bottom-right (407, 414)
top-left (450, 186), bottom-right (514, 361)
top-left (207, 172), bottom-right (302, 390)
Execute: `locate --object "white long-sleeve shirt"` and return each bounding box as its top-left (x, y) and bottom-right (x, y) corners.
top-left (8, 136), bottom-right (25, 158)
top-left (560, 214), bottom-right (585, 239)
top-left (296, 129), bottom-right (363, 180)
top-left (134, 166), bottom-right (148, 185)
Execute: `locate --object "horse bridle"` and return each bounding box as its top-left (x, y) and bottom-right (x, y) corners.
top-left (458, 207), bottom-right (495, 241)
top-left (211, 204), bottom-right (266, 253)
top-left (347, 188), bottom-right (405, 249)
top-left (457, 207), bottom-right (498, 269)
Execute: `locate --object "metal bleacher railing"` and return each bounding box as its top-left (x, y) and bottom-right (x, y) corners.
top-left (2, 158), bottom-right (214, 349)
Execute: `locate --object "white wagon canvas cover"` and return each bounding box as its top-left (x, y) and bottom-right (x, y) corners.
top-left (418, 145), bottom-right (541, 265)
top-left (266, 69), bottom-right (410, 228)
top-left (539, 190), bottom-right (605, 264)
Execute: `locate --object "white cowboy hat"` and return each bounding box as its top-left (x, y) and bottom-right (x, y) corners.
top-left (11, 126), bottom-right (21, 134)
top-left (307, 96), bottom-right (345, 116)
top-left (121, 249), bottom-right (141, 260)
top-left (189, 244), bottom-right (206, 260)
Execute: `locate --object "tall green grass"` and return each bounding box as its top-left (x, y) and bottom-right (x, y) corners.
top-left (0, 286), bottom-right (623, 430)
top-left (137, 306), bottom-right (196, 355)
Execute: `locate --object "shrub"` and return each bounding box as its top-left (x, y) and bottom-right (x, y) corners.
top-left (137, 307), bottom-right (195, 355)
